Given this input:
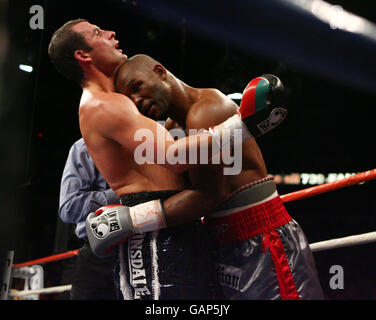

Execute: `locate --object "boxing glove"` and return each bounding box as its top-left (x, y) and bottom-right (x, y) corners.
top-left (86, 200), bottom-right (166, 257)
top-left (239, 74), bottom-right (287, 137)
top-left (209, 74), bottom-right (287, 147)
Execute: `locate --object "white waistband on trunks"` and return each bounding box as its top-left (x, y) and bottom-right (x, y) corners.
top-left (209, 190), bottom-right (279, 218)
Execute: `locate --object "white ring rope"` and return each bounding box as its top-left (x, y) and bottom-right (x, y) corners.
top-left (309, 231), bottom-right (376, 253)
top-left (9, 285), bottom-right (72, 298)
top-left (9, 231), bottom-right (376, 298)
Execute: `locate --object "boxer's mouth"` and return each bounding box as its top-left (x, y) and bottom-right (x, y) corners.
top-left (147, 104), bottom-right (156, 118)
top-left (115, 41), bottom-right (122, 53)
top-left (144, 102), bottom-right (154, 116)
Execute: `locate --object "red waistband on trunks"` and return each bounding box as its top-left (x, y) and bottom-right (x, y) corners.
top-left (205, 195), bottom-right (292, 245)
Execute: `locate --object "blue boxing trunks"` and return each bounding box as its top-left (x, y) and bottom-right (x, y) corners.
top-left (205, 177), bottom-right (324, 300)
top-left (113, 190), bottom-right (214, 300)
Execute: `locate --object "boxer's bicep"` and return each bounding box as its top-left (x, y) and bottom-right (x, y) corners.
top-left (186, 100), bottom-right (238, 131)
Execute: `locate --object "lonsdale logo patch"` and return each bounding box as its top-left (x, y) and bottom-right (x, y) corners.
top-left (90, 208), bottom-right (122, 239)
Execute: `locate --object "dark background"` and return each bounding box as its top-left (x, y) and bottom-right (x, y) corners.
top-left (1, 0), bottom-right (376, 299)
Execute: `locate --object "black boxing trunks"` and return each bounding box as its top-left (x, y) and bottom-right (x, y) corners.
top-left (113, 190), bottom-right (214, 300)
top-left (205, 177), bottom-right (324, 300)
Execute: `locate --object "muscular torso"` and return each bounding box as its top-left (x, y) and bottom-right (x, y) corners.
top-left (184, 88), bottom-right (267, 200)
top-left (78, 89), bottom-right (185, 197)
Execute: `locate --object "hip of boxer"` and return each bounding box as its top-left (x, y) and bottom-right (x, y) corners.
top-left (113, 190), bottom-right (214, 300)
top-left (204, 177), bottom-right (324, 300)
top-left (204, 176), bottom-right (291, 245)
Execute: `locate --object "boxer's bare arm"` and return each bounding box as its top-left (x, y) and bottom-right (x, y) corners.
top-left (165, 118), bottom-right (181, 130)
top-left (158, 93), bottom-right (267, 226)
top-left (159, 96), bottom-right (241, 225)
top-left (162, 189), bottom-right (223, 226)
top-left (83, 92), bottom-right (218, 174)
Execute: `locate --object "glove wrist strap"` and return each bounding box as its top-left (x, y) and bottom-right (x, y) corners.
top-left (209, 113), bottom-right (253, 150)
top-left (129, 199), bottom-right (167, 233)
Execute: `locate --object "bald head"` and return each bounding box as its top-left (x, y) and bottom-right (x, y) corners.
top-left (114, 54), bottom-right (172, 120)
top-left (127, 54), bottom-right (161, 70)
top-left (115, 54), bottom-right (165, 88)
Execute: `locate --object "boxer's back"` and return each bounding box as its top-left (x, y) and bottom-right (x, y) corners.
top-left (79, 88), bottom-right (185, 197)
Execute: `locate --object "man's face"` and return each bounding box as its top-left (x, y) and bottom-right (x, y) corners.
top-left (116, 66), bottom-right (170, 120)
top-left (72, 21), bottom-right (127, 75)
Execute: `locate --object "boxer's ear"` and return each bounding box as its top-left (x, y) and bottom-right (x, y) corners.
top-left (153, 64), bottom-right (167, 80)
top-left (74, 49), bottom-right (91, 63)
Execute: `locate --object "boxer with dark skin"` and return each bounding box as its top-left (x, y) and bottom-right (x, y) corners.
top-left (114, 55), bottom-right (324, 300)
top-left (114, 54), bottom-right (268, 207)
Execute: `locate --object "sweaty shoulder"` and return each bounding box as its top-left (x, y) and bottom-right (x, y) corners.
top-left (80, 90), bottom-right (137, 121)
top-left (79, 89), bottom-right (141, 142)
top-left (80, 89), bottom-right (134, 109)
top-left (186, 88), bottom-right (238, 130)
